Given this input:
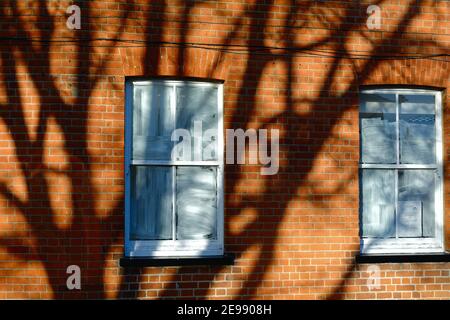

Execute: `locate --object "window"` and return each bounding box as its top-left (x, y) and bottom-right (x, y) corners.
top-left (359, 88), bottom-right (444, 254)
top-left (124, 79), bottom-right (224, 257)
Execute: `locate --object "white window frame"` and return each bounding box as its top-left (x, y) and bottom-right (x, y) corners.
top-left (124, 79), bottom-right (224, 257)
top-left (359, 88), bottom-right (444, 254)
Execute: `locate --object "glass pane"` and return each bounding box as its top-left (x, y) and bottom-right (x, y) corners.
top-left (398, 170), bottom-right (435, 237)
top-left (131, 166), bottom-right (172, 240)
top-left (361, 170), bottom-right (395, 238)
top-left (133, 84), bottom-right (174, 160)
top-left (176, 166), bottom-right (217, 240)
top-left (176, 86), bottom-right (218, 161)
top-left (399, 95), bottom-right (436, 164)
top-left (360, 93), bottom-right (396, 164)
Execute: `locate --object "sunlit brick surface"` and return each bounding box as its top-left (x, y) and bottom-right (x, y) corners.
top-left (0, 0), bottom-right (448, 299)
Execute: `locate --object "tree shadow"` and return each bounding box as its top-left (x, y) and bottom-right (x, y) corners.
top-left (0, 0), bottom-right (447, 299)
top-left (0, 0), bottom-right (133, 298)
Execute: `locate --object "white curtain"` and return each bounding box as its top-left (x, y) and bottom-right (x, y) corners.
top-left (133, 84), bottom-right (174, 160)
top-left (361, 118), bottom-right (396, 163)
top-left (131, 83), bottom-right (219, 241)
top-left (400, 94), bottom-right (436, 164)
top-left (176, 86), bottom-right (218, 161)
top-left (360, 93), bottom-right (396, 164)
top-left (176, 166), bottom-right (217, 240)
top-left (360, 93), bottom-right (437, 239)
top-left (398, 170), bottom-right (435, 237)
top-left (362, 170), bottom-right (395, 237)
top-left (131, 166), bottom-right (173, 240)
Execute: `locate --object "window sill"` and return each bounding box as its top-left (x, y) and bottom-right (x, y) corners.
top-left (356, 253), bottom-right (450, 264)
top-left (120, 253), bottom-right (235, 267)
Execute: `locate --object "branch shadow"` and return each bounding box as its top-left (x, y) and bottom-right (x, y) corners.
top-left (0, 0), bottom-right (446, 299)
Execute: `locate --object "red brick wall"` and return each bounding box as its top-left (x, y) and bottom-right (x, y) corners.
top-left (0, 0), bottom-right (448, 299)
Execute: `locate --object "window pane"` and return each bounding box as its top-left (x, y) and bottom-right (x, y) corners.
top-left (360, 93), bottom-right (396, 164)
top-left (176, 166), bottom-right (217, 240)
top-left (398, 170), bottom-right (435, 237)
top-left (133, 84), bottom-right (174, 160)
top-left (176, 86), bottom-right (218, 161)
top-left (131, 166), bottom-right (172, 240)
top-left (361, 169), bottom-right (395, 237)
top-left (399, 95), bottom-right (435, 164)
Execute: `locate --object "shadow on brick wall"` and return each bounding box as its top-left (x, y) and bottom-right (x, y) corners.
top-left (0, 0), bottom-right (447, 299)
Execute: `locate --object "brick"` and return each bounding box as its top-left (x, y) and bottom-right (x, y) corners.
top-left (0, 0), bottom-right (448, 300)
